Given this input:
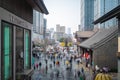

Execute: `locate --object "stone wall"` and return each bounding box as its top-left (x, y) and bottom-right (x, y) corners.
top-left (93, 36), bottom-right (118, 70)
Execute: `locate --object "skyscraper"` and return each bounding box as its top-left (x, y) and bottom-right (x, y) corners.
top-left (33, 10), bottom-right (44, 34)
top-left (56, 24), bottom-right (65, 33)
top-left (94, 0), bottom-right (118, 29)
top-left (43, 18), bottom-right (47, 38)
top-left (81, 0), bottom-right (94, 31)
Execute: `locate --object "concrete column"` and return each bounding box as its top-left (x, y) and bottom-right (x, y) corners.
top-left (24, 29), bottom-right (25, 69)
top-left (13, 26), bottom-right (16, 80)
top-left (117, 17), bottom-right (120, 79)
top-left (30, 31), bottom-right (32, 69)
top-left (0, 18), bottom-right (1, 80)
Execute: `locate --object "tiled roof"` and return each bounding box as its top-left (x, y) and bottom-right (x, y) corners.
top-left (76, 31), bottom-right (96, 38)
top-left (79, 27), bottom-right (118, 49)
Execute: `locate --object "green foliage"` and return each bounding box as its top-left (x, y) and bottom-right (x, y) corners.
top-left (59, 37), bottom-right (65, 42)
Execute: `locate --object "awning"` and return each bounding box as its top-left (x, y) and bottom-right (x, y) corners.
top-left (79, 27), bottom-right (118, 49)
top-left (93, 5), bottom-right (120, 24)
top-left (26, 0), bottom-right (49, 14)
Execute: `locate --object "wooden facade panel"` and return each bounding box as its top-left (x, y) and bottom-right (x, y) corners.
top-left (0, 0), bottom-right (33, 23)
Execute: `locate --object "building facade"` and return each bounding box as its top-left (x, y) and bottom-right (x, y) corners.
top-left (33, 10), bottom-right (44, 34)
top-left (43, 18), bottom-right (47, 38)
top-left (93, 0), bottom-right (120, 71)
top-left (56, 24), bottom-right (65, 33)
top-left (94, 0), bottom-right (119, 29)
top-left (32, 10), bottom-right (46, 45)
top-left (93, 0), bottom-right (120, 79)
top-left (81, 0), bottom-right (94, 31)
top-left (0, 0), bottom-right (48, 80)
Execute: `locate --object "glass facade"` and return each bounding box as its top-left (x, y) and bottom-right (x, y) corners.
top-left (94, 0), bottom-right (119, 28)
top-left (1, 22), bottom-right (13, 80)
top-left (33, 10), bottom-right (44, 34)
top-left (81, 0), bottom-right (94, 31)
top-left (1, 21), bottom-right (31, 80)
top-left (24, 30), bottom-right (31, 69)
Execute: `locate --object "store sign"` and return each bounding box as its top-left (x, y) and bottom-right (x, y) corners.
top-left (9, 14), bottom-right (28, 28)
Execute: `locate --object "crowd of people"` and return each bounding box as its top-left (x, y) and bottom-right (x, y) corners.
top-left (32, 46), bottom-right (111, 80)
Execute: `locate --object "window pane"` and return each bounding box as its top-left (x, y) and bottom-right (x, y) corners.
top-left (16, 27), bottom-right (24, 72)
top-left (1, 22), bottom-right (13, 80)
top-left (24, 30), bottom-right (30, 69)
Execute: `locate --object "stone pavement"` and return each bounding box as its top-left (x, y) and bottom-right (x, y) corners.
top-left (31, 55), bottom-right (118, 80)
top-left (31, 55), bottom-right (94, 80)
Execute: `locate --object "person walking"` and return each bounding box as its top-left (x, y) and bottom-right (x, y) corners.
top-left (74, 69), bottom-right (77, 80)
top-left (45, 65), bottom-right (48, 74)
top-left (56, 70), bottom-right (59, 78)
top-left (50, 64), bottom-right (52, 69)
top-left (36, 63), bottom-right (39, 70)
top-left (81, 67), bottom-right (84, 74)
top-left (53, 60), bottom-right (55, 67)
top-left (39, 62), bottom-right (42, 69)
top-left (80, 67), bottom-right (86, 80)
top-left (45, 59), bottom-right (48, 65)
top-left (77, 70), bottom-right (80, 77)
top-left (50, 72), bottom-right (54, 80)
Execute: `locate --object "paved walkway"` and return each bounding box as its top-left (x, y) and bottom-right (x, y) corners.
top-left (32, 55), bottom-right (94, 80)
top-left (31, 54), bottom-right (118, 80)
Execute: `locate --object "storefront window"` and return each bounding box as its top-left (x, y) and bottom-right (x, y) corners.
top-left (1, 22), bottom-right (13, 80)
top-left (24, 30), bottom-right (31, 69)
top-left (16, 27), bottom-right (24, 72)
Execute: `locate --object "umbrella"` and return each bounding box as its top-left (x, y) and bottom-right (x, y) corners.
top-left (76, 58), bottom-right (82, 62)
top-left (95, 73), bottom-right (112, 80)
top-left (65, 60), bottom-right (69, 65)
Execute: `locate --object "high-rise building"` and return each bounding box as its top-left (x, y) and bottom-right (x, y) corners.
top-left (43, 18), bottom-right (47, 38)
top-left (67, 27), bottom-right (71, 34)
top-left (49, 28), bottom-right (54, 39)
top-left (54, 24), bottom-right (66, 41)
top-left (33, 10), bottom-right (44, 34)
top-left (94, 0), bottom-right (118, 29)
top-left (78, 25), bottom-right (83, 31)
top-left (81, 0), bottom-right (94, 31)
top-left (56, 24), bottom-right (65, 33)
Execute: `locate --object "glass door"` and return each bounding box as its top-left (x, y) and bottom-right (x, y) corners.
top-left (16, 27), bottom-right (24, 72)
top-left (1, 22), bottom-right (13, 80)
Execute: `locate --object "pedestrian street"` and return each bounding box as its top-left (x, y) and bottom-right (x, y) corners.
top-left (32, 54), bottom-right (93, 80)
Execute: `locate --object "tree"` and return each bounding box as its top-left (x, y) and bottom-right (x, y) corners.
top-left (59, 37), bottom-right (65, 42)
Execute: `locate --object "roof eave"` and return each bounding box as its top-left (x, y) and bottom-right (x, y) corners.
top-left (26, 0), bottom-right (49, 15)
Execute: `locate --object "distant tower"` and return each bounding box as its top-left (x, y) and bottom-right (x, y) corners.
top-left (43, 18), bottom-right (47, 38)
top-left (81, 0), bottom-right (94, 31)
top-left (67, 27), bottom-right (71, 34)
top-left (33, 10), bottom-right (44, 34)
top-left (56, 24), bottom-right (65, 33)
top-left (56, 24), bottom-right (60, 32)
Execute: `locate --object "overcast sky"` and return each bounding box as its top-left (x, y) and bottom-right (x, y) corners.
top-left (44, 0), bottom-right (80, 34)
